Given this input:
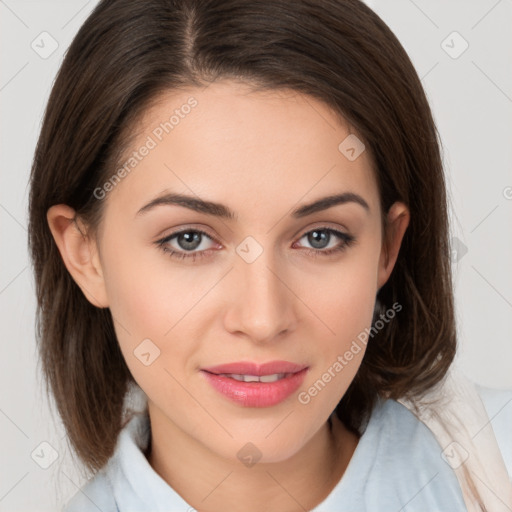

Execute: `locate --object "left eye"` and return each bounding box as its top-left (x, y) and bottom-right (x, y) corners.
top-left (296, 228), bottom-right (349, 251)
top-left (156, 227), bottom-right (355, 261)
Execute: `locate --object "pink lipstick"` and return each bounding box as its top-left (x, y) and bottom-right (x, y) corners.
top-left (200, 360), bottom-right (308, 407)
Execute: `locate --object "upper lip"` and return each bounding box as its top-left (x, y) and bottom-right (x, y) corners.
top-left (201, 360), bottom-right (308, 376)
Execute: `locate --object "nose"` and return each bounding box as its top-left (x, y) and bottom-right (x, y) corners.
top-left (223, 251), bottom-right (298, 344)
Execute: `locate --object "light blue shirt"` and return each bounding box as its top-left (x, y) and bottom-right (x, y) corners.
top-left (64, 391), bottom-right (512, 511)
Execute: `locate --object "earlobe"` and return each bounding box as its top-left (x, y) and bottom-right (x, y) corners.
top-left (46, 204), bottom-right (109, 308)
top-left (377, 202), bottom-right (410, 290)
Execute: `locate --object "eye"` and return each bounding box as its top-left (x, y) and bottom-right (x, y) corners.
top-left (294, 227), bottom-right (355, 257)
top-left (155, 226), bottom-right (356, 262)
top-left (155, 229), bottom-right (218, 262)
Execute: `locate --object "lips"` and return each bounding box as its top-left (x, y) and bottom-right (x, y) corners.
top-left (200, 360), bottom-right (309, 408)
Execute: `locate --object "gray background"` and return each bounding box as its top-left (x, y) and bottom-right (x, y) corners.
top-left (1, 0), bottom-right (511, 510)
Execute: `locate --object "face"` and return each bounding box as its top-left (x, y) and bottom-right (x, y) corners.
top-left (55, 79), bottom-right (408, 464)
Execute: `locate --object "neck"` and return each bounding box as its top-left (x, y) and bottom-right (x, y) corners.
top-left (147, 402), bottom-right (359, 512)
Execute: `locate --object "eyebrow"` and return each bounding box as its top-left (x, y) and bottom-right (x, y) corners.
top-left (135, 191), bottom-right (370, 219)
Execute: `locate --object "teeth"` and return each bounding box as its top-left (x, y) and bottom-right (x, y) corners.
top-left (241, 374), bottom-right (259, 382)
top-left (222, 373), bottom-right (288, 383)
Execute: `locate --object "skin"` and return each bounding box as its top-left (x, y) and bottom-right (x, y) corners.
top-left (48, 79), bottom-right (409, 511)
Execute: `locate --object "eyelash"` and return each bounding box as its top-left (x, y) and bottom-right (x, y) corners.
top-left (155, 227), bottom-right (356, 262)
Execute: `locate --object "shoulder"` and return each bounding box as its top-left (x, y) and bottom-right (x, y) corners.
top-left (316, 398), bottom-right (467, 511)
top-left (369, 398), bottom-right (458, 470)
top-left (63, 471), bottom-right (117, 512)
top-left (361, 398), bottom-right (467, 509)
top-left (370, 398), bottom-right (449, 459)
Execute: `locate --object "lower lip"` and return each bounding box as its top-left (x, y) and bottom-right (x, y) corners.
top-left (201, 368), bottom-right (309, 407)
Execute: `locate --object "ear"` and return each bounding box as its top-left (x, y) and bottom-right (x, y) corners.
top-left (377, 201), bottom-right (410, 290)
top-left (46, 204), bottom-right (109, 308)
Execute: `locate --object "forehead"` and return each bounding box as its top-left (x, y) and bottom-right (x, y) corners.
top-left (105, 80), bottom-right (380, 221)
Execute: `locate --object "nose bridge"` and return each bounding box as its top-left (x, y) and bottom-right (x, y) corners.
top-left (226, 242), bottom-right (296, 341)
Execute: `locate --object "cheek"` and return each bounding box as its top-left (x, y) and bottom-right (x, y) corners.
top-left (97, 234), bottom-right (174, 375)
top-left (292, 252), bottom-right (379, 409)
top-left (100, 224), bottom-right (199, 336)
top-left (296, 254), bottom-right (378, 343)
top-left (99, 238), bottom-right (222, 390)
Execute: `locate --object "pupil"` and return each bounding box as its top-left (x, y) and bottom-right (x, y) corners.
top-left (309, 230), bottom-right (329, 249)
top-left (178, 231), bottom-right (201, 251)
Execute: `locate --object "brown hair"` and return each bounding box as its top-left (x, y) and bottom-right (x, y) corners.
top-left (28, 0), bottom-right (456, 473)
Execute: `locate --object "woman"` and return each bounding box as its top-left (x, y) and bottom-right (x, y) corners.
top-left (28, 0), bottom-right (512, 510)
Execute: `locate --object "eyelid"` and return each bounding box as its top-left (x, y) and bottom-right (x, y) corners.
top-left (155, 221), bottom-right (351, 246)
top-left (154, 224), bottom-right (219, 243)
top-left (296, 221), bottom-right (350, 237)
